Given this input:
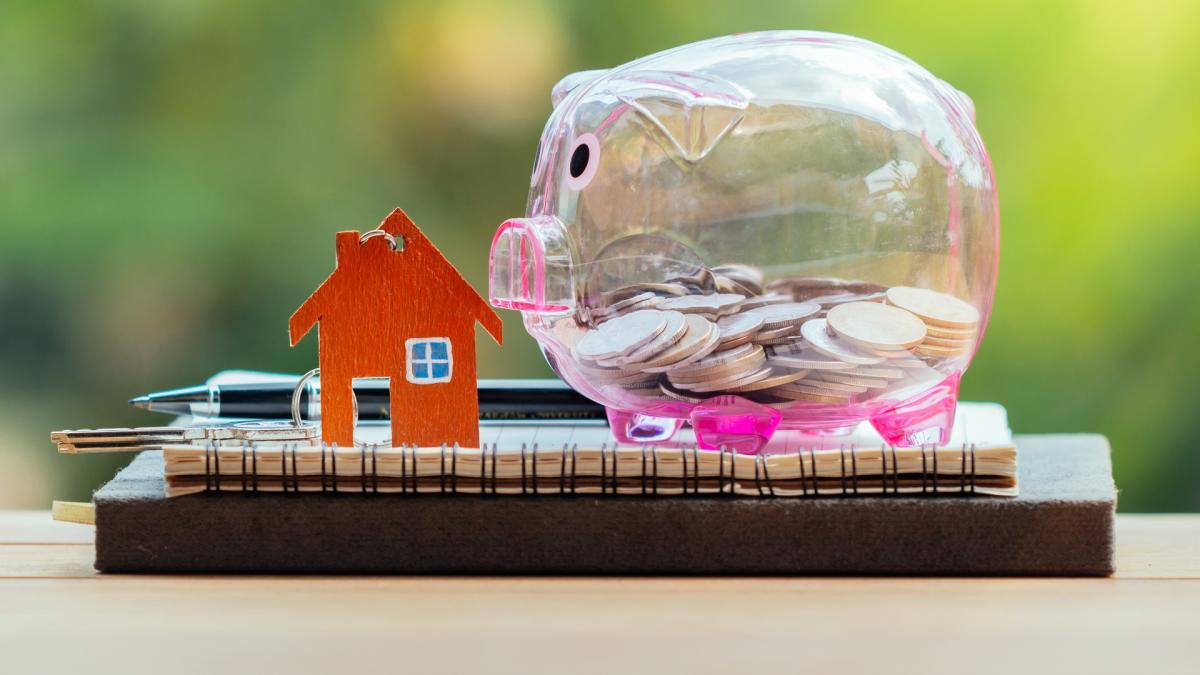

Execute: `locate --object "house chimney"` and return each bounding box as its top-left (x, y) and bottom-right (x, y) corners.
top-left (335, 231), bottom-right (358, 267)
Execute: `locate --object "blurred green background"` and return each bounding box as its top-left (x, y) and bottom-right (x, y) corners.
top-left (2, 0), bottom-right (1197, 511)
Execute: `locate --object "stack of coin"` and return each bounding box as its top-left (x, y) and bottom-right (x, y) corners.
top-left (883, 286), bottom-right (980, 358)
top-left (569, 268), bottom-right (978, 407)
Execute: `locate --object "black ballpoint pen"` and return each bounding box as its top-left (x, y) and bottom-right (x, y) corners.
top-left (129, 377), bottom-right (606, 421)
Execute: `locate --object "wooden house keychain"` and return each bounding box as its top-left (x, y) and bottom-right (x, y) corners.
top-left (289, 208), bottom-right (503, 447)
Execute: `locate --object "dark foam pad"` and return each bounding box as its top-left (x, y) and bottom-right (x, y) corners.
top-left (93, 434), bottom-right (1115, 575)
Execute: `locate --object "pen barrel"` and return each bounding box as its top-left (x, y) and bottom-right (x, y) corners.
top-left (211, 379), bottom-right (604, 421)
top-left (217, 381), bottom-right (391, 420)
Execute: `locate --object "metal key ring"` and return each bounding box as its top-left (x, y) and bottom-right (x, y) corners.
top-left (290, 368), bottom-right (358, 428)
top-left (359, 229), bottom-right (404, 251)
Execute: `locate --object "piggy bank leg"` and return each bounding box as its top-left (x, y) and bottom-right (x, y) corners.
top-left (689, 395), bottom-right (782, 454)
top-left (606, 408), bottom-right (684, 444)
top-left (869, 372), bottom-right (961, 447)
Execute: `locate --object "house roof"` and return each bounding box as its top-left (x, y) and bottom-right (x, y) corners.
top-left (289, 208), bottom-right (503, 347)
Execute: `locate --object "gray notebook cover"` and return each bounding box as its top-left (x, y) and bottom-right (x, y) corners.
top-left (92, 434), bottom-right (1115, 575)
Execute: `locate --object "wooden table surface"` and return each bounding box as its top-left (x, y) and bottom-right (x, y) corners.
top-left (1, 511), bottom-right (1197, 675)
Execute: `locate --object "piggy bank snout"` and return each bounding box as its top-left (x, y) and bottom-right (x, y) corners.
top-left (488, 216), bottom-right (575, 314)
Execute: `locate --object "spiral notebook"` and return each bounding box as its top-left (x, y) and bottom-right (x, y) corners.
top-left (153, 402), bottom-right (1016, 498)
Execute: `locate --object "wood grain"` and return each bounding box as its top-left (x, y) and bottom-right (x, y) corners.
top-left (288, 208), bottom-right (502, 447)
top-left (0, 512), bottom-right (1197, 675)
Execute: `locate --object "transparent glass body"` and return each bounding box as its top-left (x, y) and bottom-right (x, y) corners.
top-left (490, 31), bottom-right (998, 451)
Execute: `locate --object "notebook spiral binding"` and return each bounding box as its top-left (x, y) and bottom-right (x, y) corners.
top-left (190, 441), bottom-right (981, 497)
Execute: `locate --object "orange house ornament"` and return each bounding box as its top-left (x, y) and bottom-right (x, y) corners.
top-left (288, 208), bottom-right (503, 447)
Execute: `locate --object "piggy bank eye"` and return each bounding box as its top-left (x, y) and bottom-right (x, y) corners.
top-left (566, 133), bottom-right (600, 190)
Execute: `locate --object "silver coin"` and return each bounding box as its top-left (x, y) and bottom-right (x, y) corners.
top-left (738, 293), bottom-right (795, 310)
top-left (677, 365), bottom-right (774, 392)
top-left (574, 310), bottom-right (668, 360)
top-left (666, 343), bottom-right (764, 379)
top-left (716, 312), bottom-right (765, 344)
top-left (600, 310), bottom-right (689, 366)
top-left (818, 371), bottom-right (891, 389)
top-left (657, 293), bottom-right (745, 315)
top-left (742, 302), bottom-right (821, 330)
top-left (797, 319), bottom-right (885, 365)
top-left (644, 317), bottom-right (722, 372)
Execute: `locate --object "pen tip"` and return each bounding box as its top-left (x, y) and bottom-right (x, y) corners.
top-left (129, 396), bottom-right (150, 410)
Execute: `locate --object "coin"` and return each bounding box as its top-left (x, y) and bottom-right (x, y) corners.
top-left (885, 286), bottom-right (980, 329)
top-left (767, 351), bottom-right (856, 371)
top-left (915, 342), bottom-right (972, 358)
top-left (603, 282), bottom-right (690, 302)
top-left (768, 276), bottom-right (887, 302)
top-left (600, 291), bottom-right (654, 312)
top-left (791, 377), bottom-right (868, 394)
top-left (659, 381), bottom-right (705, 403)
top-left (725, 368), bottom-right (810, 392)
top-left (925, 324), bottom-right (977, 340)
top-left (603, 310), bottom-right (689, 366)
top-left (769, 384), bottom-right (852, 403)
top-left (642, 315), bottom-right (721, 372)
top-left (798, 318), bottom-right (885, 365)
top-left (753, 323), bottom-right (802, 342)
top-left (742, 301), bottom-right (821, 330)
top-left (848, 365), bottom-right (906, 379)
top-left (668, 343), bottom-right (764, 377)
top-left (716, 313), bottom-right (765, 345)
top-left (919, 335), bottom-right (972, 349)
top-left (657, 293), bottom-right (745, 315)
top-left (818, 371), bottom-right (891, 388)
top-left (826, 302), bottom-right (927, 350)
top-left (574, 310), bottom-right (667, 360)
top-left (667, 353), bottom-right (764, 385)
top-left (679, 365), bottom-right (774, 392)
top-left (712, 263), bottom-right (764, 287)
top-left (739, 293), bottom-right (794, 310)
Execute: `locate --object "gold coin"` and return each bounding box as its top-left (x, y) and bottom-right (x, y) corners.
top-left (885, 286), bottom-right (980, 329)
top-left (826, 301), bottom-right (926, 350)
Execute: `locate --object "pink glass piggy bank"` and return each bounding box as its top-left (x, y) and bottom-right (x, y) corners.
top-left (489, 31), bottom-right (998, 453)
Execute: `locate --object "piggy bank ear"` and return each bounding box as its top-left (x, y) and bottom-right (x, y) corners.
top-left (608, 70), bottom-right (749, 162)
top-left (552, 69), bottom-right (608, 107)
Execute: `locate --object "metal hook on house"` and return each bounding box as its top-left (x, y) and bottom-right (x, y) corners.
top-left (359, 229), bottom-right (404, 251)
top-left (290, 367), bottom-right (358, 428)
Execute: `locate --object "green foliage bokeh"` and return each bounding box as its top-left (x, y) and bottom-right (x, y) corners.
top-left (1, 0), bottom-right (1197, 510)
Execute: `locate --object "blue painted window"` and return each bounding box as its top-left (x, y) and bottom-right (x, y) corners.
top-left (405, 337), bottom-right (452, 384)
